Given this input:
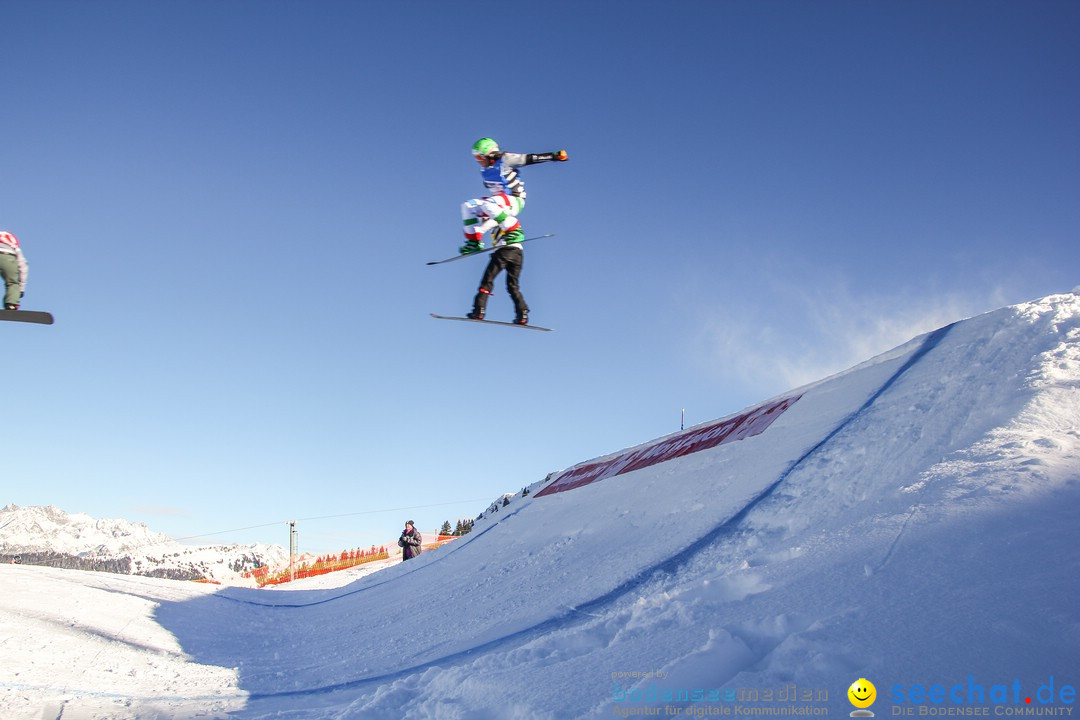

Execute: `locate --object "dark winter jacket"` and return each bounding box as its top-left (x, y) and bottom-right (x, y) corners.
top-left (398, 528), bottom-right (422, 561)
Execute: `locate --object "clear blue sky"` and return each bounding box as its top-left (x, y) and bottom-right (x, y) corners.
top-left (3, 0), bottom-right (1077, 553)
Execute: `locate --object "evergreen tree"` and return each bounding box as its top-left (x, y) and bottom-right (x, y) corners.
top-left (440, 520), bottom-right (452, 536)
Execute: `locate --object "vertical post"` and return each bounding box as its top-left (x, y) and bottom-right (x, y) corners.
top-left (289, 520), bottom-right (297, 582)
top-left (681, 408), bottom-right (685, 431)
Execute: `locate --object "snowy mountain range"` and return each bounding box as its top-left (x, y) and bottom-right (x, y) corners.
top-left (0, 504), bottom-right (288, 582)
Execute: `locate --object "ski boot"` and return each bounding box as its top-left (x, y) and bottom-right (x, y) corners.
top-left (459, 239), bottom-right (484, 255)
top-left (469, 288), bottom-right (491, 320)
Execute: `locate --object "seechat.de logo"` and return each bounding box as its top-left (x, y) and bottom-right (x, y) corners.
top-left (890, 675), bottom-right (1076, 709)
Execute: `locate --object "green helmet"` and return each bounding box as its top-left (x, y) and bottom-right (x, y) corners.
top-left (472, 137), bottom-right (500, 157)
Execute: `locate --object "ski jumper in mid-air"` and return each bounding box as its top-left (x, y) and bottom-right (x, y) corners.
top-left (460, 137), bottom-right (568, 325)
top-left (0, 231), bottom-right (29, 310)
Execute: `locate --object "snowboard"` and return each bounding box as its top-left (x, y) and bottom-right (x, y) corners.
top-left (430, 313), bottom-right (552, 332)
top-left (0, 309), bottom-right (54, 325)
top-left (426, 233), bottom-right (556, 265)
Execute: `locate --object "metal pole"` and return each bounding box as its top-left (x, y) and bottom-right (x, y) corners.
top-left (289, 521), bottom-right (296, 582)
top-left (681, 408), bottom-right (685, 431)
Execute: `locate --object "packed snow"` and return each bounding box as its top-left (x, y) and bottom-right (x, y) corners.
top-left (2, 291), bottom-right (1078, 720)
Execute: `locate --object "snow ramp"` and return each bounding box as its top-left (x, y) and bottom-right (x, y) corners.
top-left (154, 292), bottom-right (1080, 719)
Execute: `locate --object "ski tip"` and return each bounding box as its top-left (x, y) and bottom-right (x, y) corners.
top-left (0, 309), bottom-right (54, 325)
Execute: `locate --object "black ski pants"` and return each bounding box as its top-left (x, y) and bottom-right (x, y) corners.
top-left (473, 245), bottom-right (528, 316)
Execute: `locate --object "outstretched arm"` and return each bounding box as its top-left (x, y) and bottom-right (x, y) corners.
top-left (525, 150), bottom-right (569, 164)
top-left (502, 150), bottom-right (569, 167)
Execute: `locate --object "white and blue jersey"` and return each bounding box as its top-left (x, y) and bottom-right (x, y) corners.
top-left (480, 153), bottom-right (530, 199)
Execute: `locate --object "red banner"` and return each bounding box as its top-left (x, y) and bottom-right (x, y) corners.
top-left (535, 395), bottom-right (801, 498)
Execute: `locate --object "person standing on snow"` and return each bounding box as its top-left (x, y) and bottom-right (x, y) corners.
top-left (459, 137), bottom-right (568, 325)
top-left (0, 231), bottom-right (29, 311)
top-left (398, 520), bottom-right (422, 561)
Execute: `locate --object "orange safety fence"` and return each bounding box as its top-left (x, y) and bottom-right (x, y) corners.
top-left (243, 534), bottom-right (461, 587)
top-left (245, 546), bottom-right (390, 587)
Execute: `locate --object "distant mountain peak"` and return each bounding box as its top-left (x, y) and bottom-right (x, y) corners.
top-left (0, 504), bottom-right (288, 584)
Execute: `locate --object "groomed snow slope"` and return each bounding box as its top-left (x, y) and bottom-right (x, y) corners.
top-left (2, 292), bottom-right (1078, 719)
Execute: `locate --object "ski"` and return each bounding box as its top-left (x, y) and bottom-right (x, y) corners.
top-left (426, 234), bottom-right (556, 265)
top-left (430, 313), bottom-right (552, 332)
top-left (0, 309), bottom-right (54, 325)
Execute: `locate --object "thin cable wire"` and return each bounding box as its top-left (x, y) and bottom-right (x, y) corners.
top-left (172, 497), bottom-right (492, 542)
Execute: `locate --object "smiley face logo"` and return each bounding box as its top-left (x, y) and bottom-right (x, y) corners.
top-left (848, 678), bottom-right (877, 709)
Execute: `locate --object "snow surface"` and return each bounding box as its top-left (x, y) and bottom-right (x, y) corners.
top-left (2, 292), bottom-right (1079, 720)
